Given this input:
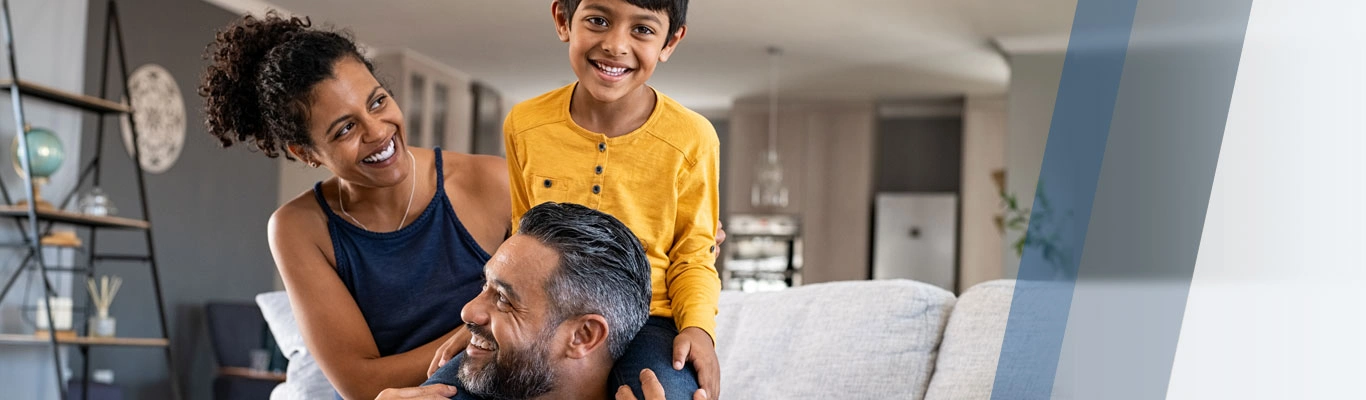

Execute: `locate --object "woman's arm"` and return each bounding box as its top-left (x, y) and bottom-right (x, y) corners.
top-left (268, 200), bottom-right (467, 399)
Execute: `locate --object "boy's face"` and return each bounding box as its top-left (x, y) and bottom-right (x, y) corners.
top-left (553, 0), bottom-right (686, 104)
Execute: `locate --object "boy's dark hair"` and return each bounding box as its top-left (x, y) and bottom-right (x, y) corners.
top-left (559, 0), bottom-right (688, 46)
top-left (517, 202), bottom-right (652, 360)
top-left (199, 11), bottom-right (375, 160)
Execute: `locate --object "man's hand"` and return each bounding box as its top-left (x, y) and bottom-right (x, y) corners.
top-left (374, 385), bottom-right (457, 400)
top-left (673, 327), bottom-right (720, 400)
top-left (428, 327), bottom-right (471, 377)
top-left (616, 369), bottom-right (708, 400)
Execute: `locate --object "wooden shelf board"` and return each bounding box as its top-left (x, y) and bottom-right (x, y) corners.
top-left (219, 366), bottom-right (287, 382)
top-left (0, 333), bottom-right (168, 347)
top-left (0, 205), bottom-right (149, 229)
top-left (0, 79), bottom-right (130, 114)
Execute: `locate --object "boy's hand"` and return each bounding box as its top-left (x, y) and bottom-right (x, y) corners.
top-left (715, 221), bottom-right (727, 248)
top-left (616, 369), bottom-right (708, 400)
top-left (673, 327), bottom-right (720, 399)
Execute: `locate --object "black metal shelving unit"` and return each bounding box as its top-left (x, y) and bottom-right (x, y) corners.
top-left (0, 1), bottom-right (179, 399)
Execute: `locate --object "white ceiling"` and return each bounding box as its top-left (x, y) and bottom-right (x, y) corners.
top-left (204, 0), bottom-right (1076, 111)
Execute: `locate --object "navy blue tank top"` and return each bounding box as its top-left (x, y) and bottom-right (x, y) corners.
top-left (313, 149), bottom-right (489, 356)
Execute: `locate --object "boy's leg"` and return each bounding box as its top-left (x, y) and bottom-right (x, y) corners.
top-left (608, 317), bottom-right (702, 400)
top-left (423, 352), bottom-right (486, 400)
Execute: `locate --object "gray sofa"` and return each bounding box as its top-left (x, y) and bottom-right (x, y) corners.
top-left (257, 279), bottom-right (1015, 399)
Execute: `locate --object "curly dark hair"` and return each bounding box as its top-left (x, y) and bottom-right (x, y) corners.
top-left (199, 11), bottom-right (375, 160)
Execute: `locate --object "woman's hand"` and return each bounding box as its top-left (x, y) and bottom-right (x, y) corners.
top-left (375, 384), bottom-right (457, 400)
top-left (428, 325), bottom-right (471, 377)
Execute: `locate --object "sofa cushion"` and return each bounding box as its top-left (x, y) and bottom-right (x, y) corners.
top-left (924, 279), bottom-right (1015, 400)
top-left (714, 280), bottom-right (955, 400)
top-left (256, 291), bottom-right (335, 400)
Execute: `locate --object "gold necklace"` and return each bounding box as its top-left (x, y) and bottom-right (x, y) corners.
top-left (338, 150), bottom-right (417, 232)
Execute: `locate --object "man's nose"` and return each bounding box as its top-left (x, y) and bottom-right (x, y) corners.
top-left (461, 293), bottom-right (490, 326)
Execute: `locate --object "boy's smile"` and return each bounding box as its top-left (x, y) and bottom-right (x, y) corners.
top-left (555, 0), bottom-right (685, 105)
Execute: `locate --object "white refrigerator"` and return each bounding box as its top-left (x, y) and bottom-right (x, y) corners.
top-left (872, 193), bottom-right (958, 292)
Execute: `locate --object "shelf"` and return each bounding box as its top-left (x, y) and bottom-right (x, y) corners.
top-left (219, 367), bottom-right (287, 382)
top-left (728, 233), bottom-right (799, 240)
top-left (0, 79), bottom-right (130, 114)
top-left (0, 334), bottom-right (168, 347)
top-left (0, 206), bottom-right (149, 230)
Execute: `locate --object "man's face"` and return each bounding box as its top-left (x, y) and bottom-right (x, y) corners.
top-left (458, 235), bottom-right (564, 399)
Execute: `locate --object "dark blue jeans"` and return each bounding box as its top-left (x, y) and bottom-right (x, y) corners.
top-left (609, 317), bottom-right (702, 400)
top-left (424, 317), bottom-right (700, 400)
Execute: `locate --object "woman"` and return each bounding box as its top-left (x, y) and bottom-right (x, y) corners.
top-left (200, 13), bottom-right (508, 399)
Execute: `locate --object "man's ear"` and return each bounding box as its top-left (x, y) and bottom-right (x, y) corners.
top-left (658, 25), bottom-right (687, 63)
top-left (564, 314), bottom-right (609, 360)
top-left (552, 0), bottom-right (571, 43)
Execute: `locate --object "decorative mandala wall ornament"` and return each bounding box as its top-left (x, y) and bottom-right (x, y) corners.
top-left (120, 64), bottom-right (185, 174)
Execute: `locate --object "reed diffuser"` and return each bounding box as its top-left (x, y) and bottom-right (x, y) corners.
top-left (86, 275), bottom-right (122, 337)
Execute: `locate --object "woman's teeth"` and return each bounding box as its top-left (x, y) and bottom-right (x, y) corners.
top-left (363, 139), bottom-right (396, 163)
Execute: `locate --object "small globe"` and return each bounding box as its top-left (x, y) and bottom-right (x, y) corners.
top-left (12, 126), bottom-right (64, 178)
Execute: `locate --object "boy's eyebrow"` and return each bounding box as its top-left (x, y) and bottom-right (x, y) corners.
top-left (632, 12), bottom-right (662, 26)
top-left (583, 3), bottom-right (662, 26)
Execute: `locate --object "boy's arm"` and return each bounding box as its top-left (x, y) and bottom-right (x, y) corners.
top-left (504, 112), bottom-right (532, 232)
top-left (665, 137), bottom-right (722, 339)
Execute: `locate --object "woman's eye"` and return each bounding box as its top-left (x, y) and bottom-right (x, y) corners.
top-left (370, 95), bottom-right (386, 110)
top-left (337, 122), bottom-right (355, 137)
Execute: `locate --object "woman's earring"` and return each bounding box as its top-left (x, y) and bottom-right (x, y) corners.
top-left (308, 161), bottom-right (319, 168)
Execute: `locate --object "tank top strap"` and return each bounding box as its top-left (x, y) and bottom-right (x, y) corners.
top-left (432, 147), bottom-right (445, 194)
top-left (313, 181), bottom-right (341, 220)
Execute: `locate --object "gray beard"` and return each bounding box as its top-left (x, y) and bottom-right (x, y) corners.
top-left (458, 327), bottom-right (558, 400)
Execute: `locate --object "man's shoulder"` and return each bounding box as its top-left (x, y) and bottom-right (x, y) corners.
top-left (506, 84), bottom-right (575, 136)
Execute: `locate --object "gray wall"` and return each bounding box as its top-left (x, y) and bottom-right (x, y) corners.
top-left (79, 0), bottom-right (278, 398)
top-left (1003, 52), bottom-right (1065, 277)
top-left (875, 117), bottom-right (963, 193)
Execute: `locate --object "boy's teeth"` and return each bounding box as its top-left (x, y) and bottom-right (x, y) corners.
top-left (595, 62), bottom-right (628, 75)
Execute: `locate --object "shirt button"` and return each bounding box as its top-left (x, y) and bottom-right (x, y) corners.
top-left (543, 179), bottom-right (552, 188)
top-left (598, 142), bottom-right (607, 152)
top-left (595, 165), bottom-right (603, 175)
top-left (710, 245), bottom-right (716, 253)
top-left (592, 185), bottom-right (601, 194)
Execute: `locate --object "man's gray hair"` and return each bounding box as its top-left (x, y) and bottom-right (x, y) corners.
top-left (518, 202), bottom-right (652, 359)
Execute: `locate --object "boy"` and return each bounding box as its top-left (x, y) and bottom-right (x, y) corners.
top-left (505, 0), bottom-right (719, 398)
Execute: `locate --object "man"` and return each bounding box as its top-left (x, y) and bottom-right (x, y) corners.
top-left (376, 202), bottom-right (706, 400)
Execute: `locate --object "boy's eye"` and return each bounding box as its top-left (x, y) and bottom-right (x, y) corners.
top-left (633, 26), bottom-right (654, 35)
top-left (586, 16), bottom-right (608, 27)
